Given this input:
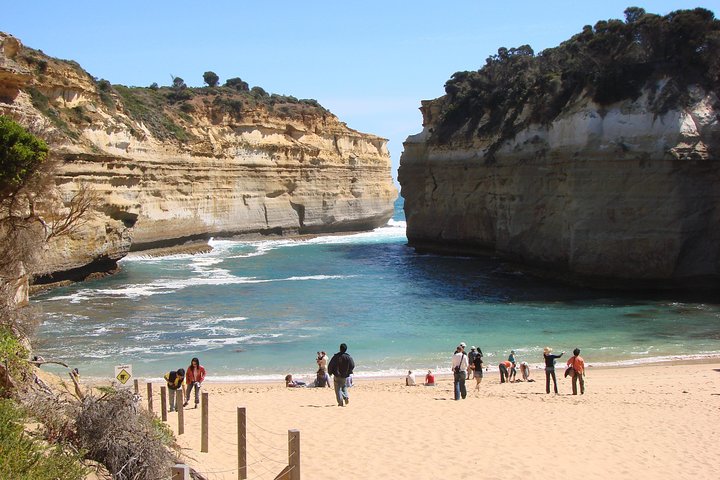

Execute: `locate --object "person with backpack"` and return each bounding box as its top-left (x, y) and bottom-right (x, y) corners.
top-left (451, 344), bottom-right (468, 400)
top-left (328, 343), bottom-right (355, 407)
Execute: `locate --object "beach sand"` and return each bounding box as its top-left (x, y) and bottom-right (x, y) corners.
top-left (140, 362), bottom-right (720, 480)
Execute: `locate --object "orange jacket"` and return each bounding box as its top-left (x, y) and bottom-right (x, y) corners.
top-left (567, 356), bottom-right (585, 374)
top-left (186, 365), bottom-right (206, 384)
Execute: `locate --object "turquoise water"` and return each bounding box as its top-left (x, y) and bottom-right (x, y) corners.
top-left (33, 198), bottom-right (720, 381)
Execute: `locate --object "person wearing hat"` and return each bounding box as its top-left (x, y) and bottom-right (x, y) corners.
top-left (543, 347), bottom-right (565, 394)
top-left (566, 348), bottom-right (585, 395)
top-left (467, 346), bottom-right (478, 380)
top-left (451, 344), bottom-right (468, 400)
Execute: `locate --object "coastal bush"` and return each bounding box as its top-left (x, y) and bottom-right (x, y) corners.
top-left (0, 326), bottom-right (31, 395)
top-left (432, 7), bottom-right (720, 151)
top-left (0, 398), bottom-right (88, 480)
top-left (74, 388), bottom-right (174, 480)
top-left (203, 70), bottom-right (220, 87)
top-left (0, 115), bottom-right (49, 195)
top-left (225, 76), bottom-right (250, 91)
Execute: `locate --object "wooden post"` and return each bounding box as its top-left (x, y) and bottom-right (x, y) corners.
top-left (177, 390), bottom-right (184, 435)
top-left (171, 464), bottom-right (190, 480)
top-left (146, 383), bottom-right (154, 413)
top-left (133, 378), bottom-right (139, 394)
top-left (288, 429), bottom-right (300, 480)
top-left (201, 392), bottom-right (209, 452)
top-left (160, 386), bottom-right (167, 421)
top-left (238, 407), bottom-right (247, 480)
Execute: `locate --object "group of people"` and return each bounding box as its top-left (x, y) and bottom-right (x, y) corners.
top-left (449, 343), bottom-right (586, 400)
top-left (164, 357), bottom-right (207, 412)
top-left (284, 344), bottom-right (356, 407)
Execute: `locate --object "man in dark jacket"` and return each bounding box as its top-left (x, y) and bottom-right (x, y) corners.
top-left (328, 343), bottom-right (355, 407)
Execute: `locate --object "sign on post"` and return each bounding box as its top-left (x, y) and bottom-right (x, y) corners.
top-left (114, 364), bottom-right (133, 386)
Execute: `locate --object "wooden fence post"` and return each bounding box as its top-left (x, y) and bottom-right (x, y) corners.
top-left (146, 383), bottom-right (153, 413)
top-left (177, 390), bottom-right (184, 435)
top-left (160, 386), bottom-right (167, 421)
top-left (288, 429), bottom-right (300, 480)
top-left (201, 392), bottom-right (209, 452)
top-left (238, 407), bottom-right (247, 480)
top-left (171, 464), bottom-right (190, 480)
top-left (133, 378), bottom-right (139, 395)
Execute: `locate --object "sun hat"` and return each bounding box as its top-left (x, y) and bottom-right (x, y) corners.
top-left (460, 342), bottom-right (466, 348)
top-left (471, 346), bottom-right (476, 350)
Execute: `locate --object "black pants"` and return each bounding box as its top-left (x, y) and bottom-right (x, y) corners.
top-left (545, 368), bottom-right (558, 393)
top-left (499, 364), bottom-right (508, 383)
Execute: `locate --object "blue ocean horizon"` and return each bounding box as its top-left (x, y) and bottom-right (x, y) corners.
top-left (33, 197), bottom-right (720, 382)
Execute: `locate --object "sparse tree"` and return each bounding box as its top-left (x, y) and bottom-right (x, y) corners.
top-left (203, 71), bottom-right (219, 87)
top-left (171, 76), bottom-right (186, 90)
top-left (225, 77), bottom-right (249, 91)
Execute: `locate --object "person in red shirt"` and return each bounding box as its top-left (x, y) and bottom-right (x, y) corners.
top-left (499, 360), bottom-right (512, 383)
top-left (566, 348), bottom-right (585, 395)
top-left (425, 370), bottom-right (435, 386)
top-left (184, 357), bottom-right (207, 408)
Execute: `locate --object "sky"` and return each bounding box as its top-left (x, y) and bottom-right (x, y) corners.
top-left (3, 1), bottom-right (718, 184)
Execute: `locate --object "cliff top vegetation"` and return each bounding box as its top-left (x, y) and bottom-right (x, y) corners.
top-left (431, 7), bottom-right (720, 153)
top-left (12, 40), bottom-right (330, 144)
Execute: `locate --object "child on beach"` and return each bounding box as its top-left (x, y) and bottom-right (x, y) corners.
top-left (164, 368), bottom-right (185, 412)
top-left (184, 357), bottom-right (206, 408)
top-left (285, 374), bottom-right (306, 387)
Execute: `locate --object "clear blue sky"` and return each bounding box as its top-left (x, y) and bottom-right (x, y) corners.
top-left (4, 1), bottom-right (718, 183)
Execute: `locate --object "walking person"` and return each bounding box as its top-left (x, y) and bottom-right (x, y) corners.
top-left (467, 346), bottom-right (478, 380)
top-left (473, 348), bottom-right (484, 391)
top-left (543, 347), bottom-right (565, 394)
top-left (451, 345), bottom-right (468, 400)
top-left (328, 343), bottom-right (355, 407)
top-left (164, 368), bottom-right (185, 412)
top-left (566, 348), bottom-right (586, 395)
top-left (184, 357), bottom-right (206, 408)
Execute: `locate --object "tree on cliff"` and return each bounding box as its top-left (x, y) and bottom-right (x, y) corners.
top-left (0, 116), bottom-right (95, 334)
top-left (225, 76), bottom-right (249, 91)
top-left (203, 70), bottom-right (219, 87)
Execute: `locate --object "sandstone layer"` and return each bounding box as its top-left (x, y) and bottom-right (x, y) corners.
top-left (398, 86), bottom-right (720, 287)
top-left (0, 33), bottom-right (397, 283)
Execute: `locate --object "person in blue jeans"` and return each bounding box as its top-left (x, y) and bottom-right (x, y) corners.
top-left (451, 344), bottom-right (468, 400)
top-left (328, 343), bottom-right (355, 407)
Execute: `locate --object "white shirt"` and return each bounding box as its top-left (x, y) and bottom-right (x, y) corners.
top-left (451, 351), bottom-right (468, 371)
top-left (406, 373), bottom-right (416, 386)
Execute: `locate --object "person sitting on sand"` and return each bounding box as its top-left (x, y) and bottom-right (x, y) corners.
top-left (315, 367), bottom-right (331, 388)
top-left (164, 368), bottom-right (185, 412)
top-left (425, 370), bottom-right (435, 386)
top-left (406, 370), bottom-right (417, 386)
top-left (285, 374), bottom-right (306, 388)
top-left (543, 347), bottom-right (565, 394)
top-left (519, 361), bottom-right (531, 382)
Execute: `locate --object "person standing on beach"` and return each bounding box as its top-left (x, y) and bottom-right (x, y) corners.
top-left (566, 348), bottom-right (585, 395)
top-left (328, 343), bottom-right (355, 406)
top-left (543, 347), bottom-right (565, 394)
top-left (467, 346), bottom-right (478, 379)
top-left (184, 357), bottom-right (206, 408)
top-left (451, 345), bottom-right (468, 400)
top-left (473, 348), bottom-right (484, 391)
top-left (164, 368), bottom-right (185, 412)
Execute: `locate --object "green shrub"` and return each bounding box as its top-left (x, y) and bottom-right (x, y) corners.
top-left (0, 399), bottom-right (88, 480)
top-left (0, 115), bottom-right (49, 195)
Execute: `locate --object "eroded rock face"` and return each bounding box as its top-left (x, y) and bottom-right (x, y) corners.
top-left (399, 86), bottom-right (720, 286)
top-left (0, 33), bottom-right (397, 282)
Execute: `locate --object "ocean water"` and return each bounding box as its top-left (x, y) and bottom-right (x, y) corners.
top-left (32, 197), bottom-right (720, 382)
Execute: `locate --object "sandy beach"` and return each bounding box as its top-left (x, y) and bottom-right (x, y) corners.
top-left (130, 362), bottom-right (720, 480)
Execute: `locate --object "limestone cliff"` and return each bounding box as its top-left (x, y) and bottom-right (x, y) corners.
top-left (0, 33), bottom-right (397, 283)
top-left (399, 9), bottom-right (720, 287)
